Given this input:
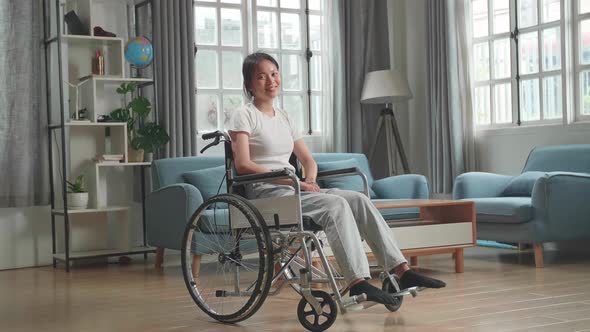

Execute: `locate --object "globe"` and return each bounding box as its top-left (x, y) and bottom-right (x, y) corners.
top-left (124, 36), bottom-right (154, 68)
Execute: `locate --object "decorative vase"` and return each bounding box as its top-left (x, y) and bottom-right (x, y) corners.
top-left (67, 192), bottom-right (89, 210)
top-left (128, 147), bottom-right (144, 162)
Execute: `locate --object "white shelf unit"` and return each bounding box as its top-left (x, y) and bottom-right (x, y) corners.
top-left (78, 75), bottom-right (154, 122)
top-left (45, 0), bottom-right (155, 270)
top-left (52, 205), bottom-right (128, 215)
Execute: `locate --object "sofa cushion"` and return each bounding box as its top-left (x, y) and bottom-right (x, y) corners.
top-left (501, 171), bottom-right (546, 197)
top-left (197, 209), bottom-right (230, 233)
top-left (470, 197), bottom-right (534, 224)
top-left (317, 159), bottom-right (377, 198)
top-left (182, 165), bottom-right (227, 201)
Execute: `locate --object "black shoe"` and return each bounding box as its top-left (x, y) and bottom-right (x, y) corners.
top-left (349, 280), bottom-right (399, 305)
top-left (93, 26), bottom-right (117, 37)
top-left (399, 270), bottom-right (446, 289)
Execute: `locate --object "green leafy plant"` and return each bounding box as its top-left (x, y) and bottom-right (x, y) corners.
top-left (66, 175), bottom-right (86, 193)
top-left (110, 82), bottom-right (169, 153)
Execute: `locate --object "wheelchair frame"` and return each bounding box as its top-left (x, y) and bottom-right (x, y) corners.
top-left (181, 131), bottom-right (418, 331)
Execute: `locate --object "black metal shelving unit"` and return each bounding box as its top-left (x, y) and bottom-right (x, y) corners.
top-left (43, 0), bottom-right (156, 271)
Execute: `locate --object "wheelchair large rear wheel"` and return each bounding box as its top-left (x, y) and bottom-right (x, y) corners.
top-left (181, 194), bottom-right (273, 323)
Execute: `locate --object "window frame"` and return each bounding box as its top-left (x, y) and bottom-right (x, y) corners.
top-left (472, 0), bottom-right (517, 128)
top-left (515, 0), bottom-right (566, 125)
top-left (194, 0), bottom-right (249, 132)
top-left (470, 0), bottom-right (568, 129)
top-left (573, 0), bottom-right (590, 122)
top-left (253, 0), bottom-right (311, 134)
top-left (194, 0), bottom-right (322, 135)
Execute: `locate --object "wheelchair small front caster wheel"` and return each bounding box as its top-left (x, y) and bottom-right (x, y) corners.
top-left (382, 276), bottom-right (404, 312)
top-left (297, 290), bottom-right (337, 332)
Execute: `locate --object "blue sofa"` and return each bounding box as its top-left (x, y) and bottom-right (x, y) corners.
top-left (146, 153), bottom-right (429, 267)
top-left (453, 144), bottom-right (590, 268)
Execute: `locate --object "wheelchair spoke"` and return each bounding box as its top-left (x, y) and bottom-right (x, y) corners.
top-left (182, 194), bottom-right (273, 323)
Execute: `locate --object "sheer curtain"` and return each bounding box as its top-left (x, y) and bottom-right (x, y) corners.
top-left (427, 0), bottom-right (476, 194)
top-left (452, 0), bottom-right (476, 173)
top-left (319, 0), bottom-right (338, 152)
top-left (0, 0), bottom-right (48, 207)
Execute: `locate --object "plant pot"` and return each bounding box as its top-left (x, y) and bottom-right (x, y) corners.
top-left (67, 192), bottom-right (89, 210)
top-left (128, 147), bottom-right (144, 162)
top-left (144, 152), bottom-right (154, 163)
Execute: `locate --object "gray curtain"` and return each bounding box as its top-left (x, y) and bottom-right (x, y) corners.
top-left (0, 0), bottom-right (48, 207)
top-left (337, 0), bottom-right (391, 179)
top-left (152, 0), bottom-right (196, 158)
top-left (427, 0), bottom-right (476, 193)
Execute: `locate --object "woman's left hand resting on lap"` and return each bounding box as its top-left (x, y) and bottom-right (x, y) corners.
top-left (300, 181), bottom-right (320, 192)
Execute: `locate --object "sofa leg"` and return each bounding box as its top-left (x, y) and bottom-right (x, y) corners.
top-left (533, 244), bottom-right (544, 268)
top-left (155, 247), bottom-right (164, 269)
top-left (192, 254), bottom-right (202, 278)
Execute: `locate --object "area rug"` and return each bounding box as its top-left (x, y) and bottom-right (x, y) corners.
top-left (476, 239), bottom-right (517, 249)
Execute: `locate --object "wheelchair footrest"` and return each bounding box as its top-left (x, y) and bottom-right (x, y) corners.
top-left (341, 286), bottom-right (420, 311)
top-left (390, 286), bottom-right (419, 298)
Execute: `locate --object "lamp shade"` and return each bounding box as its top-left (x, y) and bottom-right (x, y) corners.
top-left (360, 69), bottom-right (412, 104)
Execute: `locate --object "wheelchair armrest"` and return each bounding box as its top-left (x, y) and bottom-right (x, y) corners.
top-left (316, 167), bottom-right (370, 197)
top-left (316, 167), bottom-right (358, 178)
top-left (233, 168), bottom-right (297, 185)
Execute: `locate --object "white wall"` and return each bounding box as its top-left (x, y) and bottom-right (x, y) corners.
top-left (476, 125), bottom-right (590, 175)
top-left (0, 206), bottom-right (52, 269)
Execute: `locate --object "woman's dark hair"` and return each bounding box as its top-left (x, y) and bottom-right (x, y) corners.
top-left (242, 52), bottom-right (279, 99)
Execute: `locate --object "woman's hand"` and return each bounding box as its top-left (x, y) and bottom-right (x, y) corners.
top-left (300, 181), bottom-right (320, 192)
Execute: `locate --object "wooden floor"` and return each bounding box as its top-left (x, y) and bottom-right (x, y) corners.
top-left (3, 246), bottom-right (590, 332)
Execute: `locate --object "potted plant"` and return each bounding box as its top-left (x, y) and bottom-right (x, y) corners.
top-left (66, 174), bottom-right (88, 210)
top-left (110, 83), bottom-right (169, 162)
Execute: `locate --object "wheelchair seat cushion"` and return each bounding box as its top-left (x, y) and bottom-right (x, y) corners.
top-left (183, 165), bottom-right (227, 200)
top-left (316, 159), bottom-right (377, 198)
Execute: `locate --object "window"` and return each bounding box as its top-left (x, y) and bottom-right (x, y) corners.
top-left (470, 0), bottom-right (565, 127)
top-left (575, 0), bottom-right (590, 121)
top-left (194, 0), bottom-right (324, 135)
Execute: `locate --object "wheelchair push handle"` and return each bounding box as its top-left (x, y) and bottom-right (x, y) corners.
top-left (200, 130), bottom-right (230, 154)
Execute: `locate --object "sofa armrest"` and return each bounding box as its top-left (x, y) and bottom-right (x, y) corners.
top-left (531, 172), bottom-right (590, 241)
top-left (316, 167), bottom-right (370, 197)
top-left (146, 183), bottom-right (204, 250)
top-left (372, 174), bottom-right (429, 199)
top-left (452, 172), bottom-right (513, 199)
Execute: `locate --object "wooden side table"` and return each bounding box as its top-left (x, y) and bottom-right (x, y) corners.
top-left (372, 199), bottom-right (476, 273)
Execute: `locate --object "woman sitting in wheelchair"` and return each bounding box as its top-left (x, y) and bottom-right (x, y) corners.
top-left (228, 52), bottom-right (445, 306)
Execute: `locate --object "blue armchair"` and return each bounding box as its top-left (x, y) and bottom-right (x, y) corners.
top-left (453, 144), bottom-right (590, 268)
top-left (146, 152), bottom-right (429, 267)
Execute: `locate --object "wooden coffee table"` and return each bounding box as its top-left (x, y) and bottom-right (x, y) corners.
top-left (370, 199), bottom-right (476, 273)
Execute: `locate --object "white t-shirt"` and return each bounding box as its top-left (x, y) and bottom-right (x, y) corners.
top-left (228, 103), bottom-right (302, 172)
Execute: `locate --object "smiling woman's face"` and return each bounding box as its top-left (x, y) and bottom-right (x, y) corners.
top-left (247, 59), bottom-right (281, 103)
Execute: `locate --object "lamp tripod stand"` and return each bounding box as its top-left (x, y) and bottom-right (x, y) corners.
top-left (368, 106), bottom-right (410, 176)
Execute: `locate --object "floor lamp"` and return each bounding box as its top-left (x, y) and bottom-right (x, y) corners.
top-left (361, 69), bottom-right (413, 176)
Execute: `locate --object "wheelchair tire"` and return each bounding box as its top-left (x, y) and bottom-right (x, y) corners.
top-left (181, 193), bottom-right (273, 323)
top-left (297, 290), bottom-right (337, 332)
top-left (382, 275), bottom-right (404, 312)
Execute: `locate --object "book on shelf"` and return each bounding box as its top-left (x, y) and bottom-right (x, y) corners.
top-left (97, 160), bottom-right (122, 164)
top-left (95, 154), bottom-right (124, 163)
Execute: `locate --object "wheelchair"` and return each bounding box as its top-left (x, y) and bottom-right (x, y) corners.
top-left (181, 131), bottom-right (419, 331)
